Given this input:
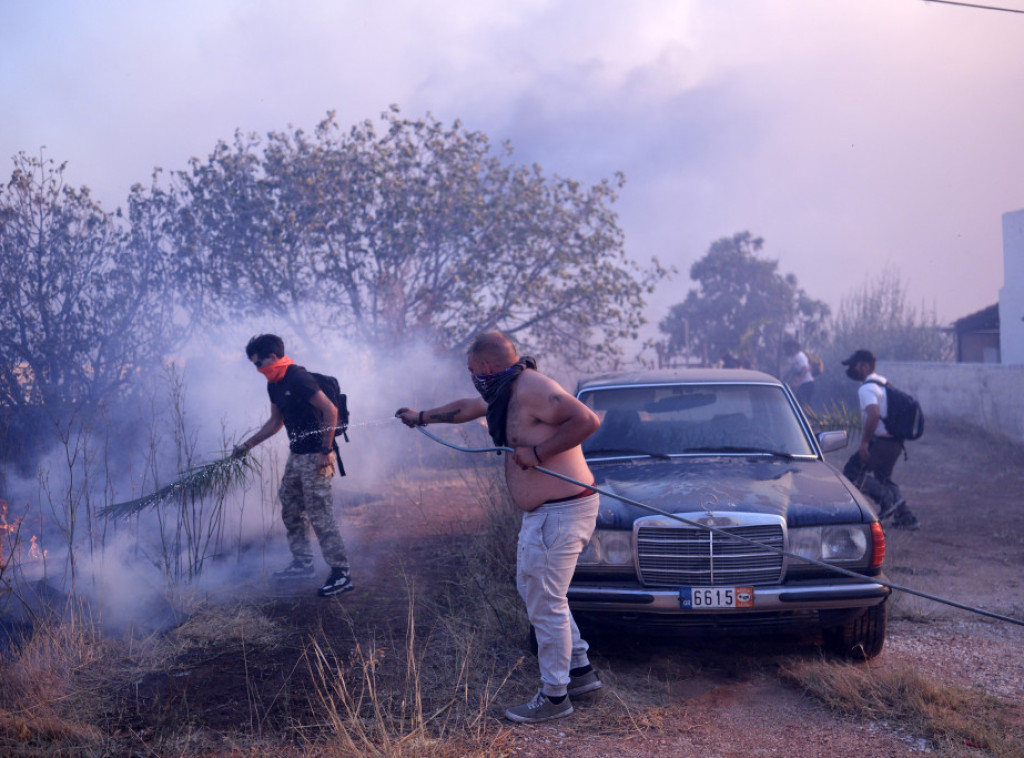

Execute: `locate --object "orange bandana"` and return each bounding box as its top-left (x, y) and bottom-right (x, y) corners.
top-left (258, 355), bottom-right (294, 384)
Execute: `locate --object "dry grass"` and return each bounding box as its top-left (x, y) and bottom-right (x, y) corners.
top-left (299, 580), bottom-right (518, 758)
top-left (804, 400), bottom-right (860, 435)
top-left (780, 657), bottom-right (1024, 756)
top-left (270, 462), bottom-right (528, 756)
top-left (445, 460), bottom-right (526, 640)
top-left (169, 601), bottom-right (285, 652)
top-left (0, 606), bottom-right (108, 754)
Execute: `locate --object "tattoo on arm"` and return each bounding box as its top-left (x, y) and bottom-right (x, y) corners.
top-left (431, 408), bottom-right (461, 423)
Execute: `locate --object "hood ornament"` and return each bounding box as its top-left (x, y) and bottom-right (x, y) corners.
top-left (698, 493), bottom-right (739, 527)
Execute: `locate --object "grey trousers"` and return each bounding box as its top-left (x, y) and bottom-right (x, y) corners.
top-left (516, 492), bottom-right (600, 697)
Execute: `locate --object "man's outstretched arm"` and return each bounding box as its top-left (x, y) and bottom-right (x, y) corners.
top-left (395, 397), bottom-right (488, 427)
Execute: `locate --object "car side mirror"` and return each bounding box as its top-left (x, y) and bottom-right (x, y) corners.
top-left (817, 430), bottom-right (849, 454)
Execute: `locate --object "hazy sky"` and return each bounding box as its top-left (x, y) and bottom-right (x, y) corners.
top-left (3, 0), bottom-right (1023, 331)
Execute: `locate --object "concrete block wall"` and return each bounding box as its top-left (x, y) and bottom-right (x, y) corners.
top-left (879, 361), bottom-right (1024, 444)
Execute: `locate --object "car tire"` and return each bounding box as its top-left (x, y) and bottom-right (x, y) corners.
top-left (822, 599), bottom-right (887, 660)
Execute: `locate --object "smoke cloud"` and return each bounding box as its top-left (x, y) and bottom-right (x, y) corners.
top-left (1, 316), bottom-right (508, 633)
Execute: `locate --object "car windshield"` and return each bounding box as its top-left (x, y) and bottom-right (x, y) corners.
top-left (579, 382), bottom-right (817, 459)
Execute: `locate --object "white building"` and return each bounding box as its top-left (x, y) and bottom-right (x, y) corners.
top-left (1000, 209), bottom-right (1024, 365)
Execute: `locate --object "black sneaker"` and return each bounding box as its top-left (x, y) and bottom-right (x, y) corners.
top-left (877, 497), bottom-right (905, 521)
top-left (892, 513), bottom-right (920, 530)
top-left (273, 560), bottom-right (314, 580)
top-left (318, 567), bottom-right (354, 597)
top-left (891, 504), bottom-right (920, 530)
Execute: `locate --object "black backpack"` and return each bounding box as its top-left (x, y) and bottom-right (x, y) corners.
top-left (310, 371), bottom-right (349, 476)
top-left (865, 379), bottom-right (924, 441)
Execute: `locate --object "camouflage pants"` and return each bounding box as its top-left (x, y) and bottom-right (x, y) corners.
top-left (279, 452), bottom-right (349, 570)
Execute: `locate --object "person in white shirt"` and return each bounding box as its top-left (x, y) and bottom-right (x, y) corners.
top-left (782, 337), bottom-right (814, 408)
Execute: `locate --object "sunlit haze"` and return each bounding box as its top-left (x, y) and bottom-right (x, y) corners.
top-left (3, 0), bottom-right (1022, 327)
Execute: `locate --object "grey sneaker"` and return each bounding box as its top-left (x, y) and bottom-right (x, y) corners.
top-left (567, 668), bottom-right (603, 697)
top-left (505, 689), bottom-right (574, 724)
top-left (318, 567), bottom-right (354, 597)
top-left (273, 560), bottom-right (315, 580)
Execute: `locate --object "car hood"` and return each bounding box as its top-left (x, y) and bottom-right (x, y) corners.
top-left (590, 457), bottom-right (868, 528)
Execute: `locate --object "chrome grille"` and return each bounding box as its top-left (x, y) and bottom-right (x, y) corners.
top-left (636, 523), bottom-right (784, 586)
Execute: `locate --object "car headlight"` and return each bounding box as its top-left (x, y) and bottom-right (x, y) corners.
top-left (821, 525), bottom-right (868, 560)
top-left (577, 529), bottom-right (634, 567)
top-left (789, 525), bottom-right (870, 568)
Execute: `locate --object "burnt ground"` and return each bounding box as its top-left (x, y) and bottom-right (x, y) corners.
top-left (5, 419), bottom-right (1024, 756)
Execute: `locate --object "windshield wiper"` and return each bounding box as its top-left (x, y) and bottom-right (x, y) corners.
top-left (585, 448), bottom-right (672, 460)
top-left (682, 446), bottom-right (796, 460)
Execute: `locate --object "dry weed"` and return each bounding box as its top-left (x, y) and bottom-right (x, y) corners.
top-left (300, 587), bottom-right (517, 757)
top-left (780, 657), bottom-right (1024, 755)
top-left (169, 601), bottom-right (284, 651)
top-left (447, 460), bottom-right (525, 636)
top-left (0, 607), bottom-right (109, 753)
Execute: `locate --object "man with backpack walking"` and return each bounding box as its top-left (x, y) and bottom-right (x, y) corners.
top-left (841, 349), bottom-right (920, 530)
top-left (232, 334), bottom-right (354, 596)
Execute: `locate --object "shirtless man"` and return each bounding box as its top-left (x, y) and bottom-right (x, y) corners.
top-left (395, 330), bottom-right (601, 724)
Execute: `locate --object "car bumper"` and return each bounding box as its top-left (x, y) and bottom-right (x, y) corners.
top-left (567, 577), bottom-right (890, 615)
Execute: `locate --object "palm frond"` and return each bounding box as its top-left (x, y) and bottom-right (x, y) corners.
top-left (102, 453), bottom-right (262, 520)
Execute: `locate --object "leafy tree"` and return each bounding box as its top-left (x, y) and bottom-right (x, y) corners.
top-left (0, 153), bottom-right (177, 437)
top-left (151, 108), bottom-right (664, 365)
top-left (659, 232), bottom-right (829, 371)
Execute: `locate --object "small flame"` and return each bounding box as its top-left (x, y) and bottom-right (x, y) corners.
top-left (1, 500), bottom-right (16, 565)
top-left (0, 499), bottom-right (46, 567)
top-left (28, 534), bottom-right (47, 561)
top-left (0, 500), bottom-right (16, 535)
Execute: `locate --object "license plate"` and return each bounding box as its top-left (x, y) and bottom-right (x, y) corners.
top-left (679, 586), bottom-right (755, 609)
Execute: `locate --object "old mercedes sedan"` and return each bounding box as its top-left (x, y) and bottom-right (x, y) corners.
top-left (569, 368), bottom-right (890, 659)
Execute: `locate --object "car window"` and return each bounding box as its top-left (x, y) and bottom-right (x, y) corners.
top-left (580, 383), bottom-right (816, 457)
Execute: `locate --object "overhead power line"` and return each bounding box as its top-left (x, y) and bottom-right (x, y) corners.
top-left (922, 0), bottom-right (1024, 14)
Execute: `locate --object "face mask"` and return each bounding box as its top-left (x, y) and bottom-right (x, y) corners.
top-left (472, 366), bottom-right (517, 397)
top-left (846, 365), bottom-right (860, 381)
top-left (258, 356), bottom-right (294, 383)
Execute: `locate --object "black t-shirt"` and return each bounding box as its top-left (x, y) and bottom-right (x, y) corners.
top-left (267, 364), bottom-right (326, 454)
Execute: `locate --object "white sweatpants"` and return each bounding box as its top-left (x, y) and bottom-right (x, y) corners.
top-left (516, 492), bottom-right (600, 697)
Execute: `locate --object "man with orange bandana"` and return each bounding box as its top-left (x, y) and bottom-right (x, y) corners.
top-left (233, 334), bottom-right (353, 596)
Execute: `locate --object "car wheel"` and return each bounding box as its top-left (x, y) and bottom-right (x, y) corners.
top-left (822, 599), bottom-right (887, 660)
